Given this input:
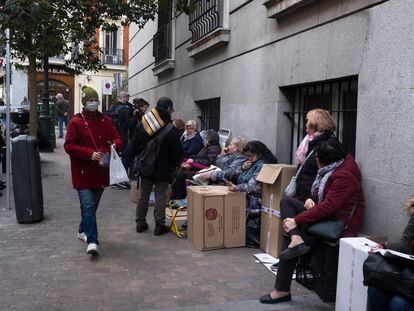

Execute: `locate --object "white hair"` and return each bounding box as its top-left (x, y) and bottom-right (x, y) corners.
top-left (185, 120), bottom-right (197, 128)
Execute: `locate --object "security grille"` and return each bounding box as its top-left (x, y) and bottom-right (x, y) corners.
top-left (196, 97), bottom-right (220, 131)
top-left (189, 0), bottom-right (222, 43)
top-left (282, 77), bottom-right (358, 161)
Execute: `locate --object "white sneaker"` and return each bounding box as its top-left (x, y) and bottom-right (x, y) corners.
top-left (77, 232), bottom-right (87, 243)
top-left (86, 243), bottom-right (99, 255)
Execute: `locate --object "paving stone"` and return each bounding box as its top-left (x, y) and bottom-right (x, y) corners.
top-left (0, 140), bottom-right (334, 311)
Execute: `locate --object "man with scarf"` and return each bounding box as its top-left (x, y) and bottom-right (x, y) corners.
top-left (129, 97), bottom-right (183, 236)
top-left (64, 87), bottom-right (122, 256)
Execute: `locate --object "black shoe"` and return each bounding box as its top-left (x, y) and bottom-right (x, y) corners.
top-left (115, 182), bottom-right (131, 190)
top-left (270, 262), bottom-right (279, 272)
top-left (279, 243), bottom-right (311, 261)
top-left (136, 222), bottom-right (149, 233)
top-left (154, 224), bottom-right (170, 236)
top-left (259, 293), bottom-right (291, 304)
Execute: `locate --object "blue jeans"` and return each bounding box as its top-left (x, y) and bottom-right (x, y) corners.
top-left (77, 189), bottom-right (104, 245)
top-left (367, 287), bottom-right (413, 311)
top-left (58, 115), bottom-right (68, 137)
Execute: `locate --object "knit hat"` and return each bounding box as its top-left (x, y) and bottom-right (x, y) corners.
top-left (156, 97), bottom-right (173, 110)
top-left (81, 87), bottom-right (99, 105)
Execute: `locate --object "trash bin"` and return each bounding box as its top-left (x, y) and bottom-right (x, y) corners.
top-left (12, 135), bottom-right (43, 223)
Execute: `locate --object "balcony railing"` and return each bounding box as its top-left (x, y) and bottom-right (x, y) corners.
top-left (189, 0), bottom-right (222, 43)
top-left (100, 48), bottom-right (124, 65)
top-left (153, 22), bottom-right (172, 66)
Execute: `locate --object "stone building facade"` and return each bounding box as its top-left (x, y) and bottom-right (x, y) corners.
top-left (128, 0), bottom-right (414, 240)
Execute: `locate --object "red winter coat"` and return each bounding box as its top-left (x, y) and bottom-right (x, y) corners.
top-left (294, 155), bottom-right (365, 237)
top-left (64, 110), bottom-right (122, 189)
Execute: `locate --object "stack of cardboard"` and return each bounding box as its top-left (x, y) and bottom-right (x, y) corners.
top-left (256, 164), bottom-right (296, 258)
top-left (187, 186), bottom-right (246, 251)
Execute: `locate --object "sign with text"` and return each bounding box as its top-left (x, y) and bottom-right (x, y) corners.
top-left (102, 80), bottom-right (113, 95)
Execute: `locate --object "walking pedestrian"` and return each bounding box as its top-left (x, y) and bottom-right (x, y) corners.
top-left (64, 87), bottom-right (122, 256)
top-left (129, 97), bottom-right (183, 235)
top-left (106, 90), bottom-right (132, 189)
top-left (55, 93), bottom-right (70, 138)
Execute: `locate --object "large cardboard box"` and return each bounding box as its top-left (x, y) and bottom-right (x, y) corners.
top-left (187, 186), bottom-right (246, 251)
top-left (256, 164), bottom-right (297, 258)
top-left (335, 237), bottom-right (378, 311)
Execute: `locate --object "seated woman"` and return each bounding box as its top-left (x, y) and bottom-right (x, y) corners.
top-left (259, 139), bottom-right (364, 304)
top-left (172, 130), bottom-right (221, 199)
top-left (367, 196), bottom-right (414, 311)
top-left (227, 141), bottom-right (278, 247)
top-left (193, 137), bottom-right (247, 185)
top-left (181, 129), bottom-right (221, 171)
top-left (180, 120), bottom-right (204, 157)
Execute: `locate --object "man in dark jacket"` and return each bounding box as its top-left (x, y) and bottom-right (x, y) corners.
top-left (55, 93), bottom-right (70, 138)
top-left (107, 91), bottom-right (133, 188)
top-left (129, 97), bottom-right (183, 235)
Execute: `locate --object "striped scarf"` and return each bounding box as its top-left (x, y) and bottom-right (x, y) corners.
top-left (142, 108), bottom-right (166, 136)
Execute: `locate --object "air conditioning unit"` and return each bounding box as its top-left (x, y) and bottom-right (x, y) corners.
top-left (104, 54), bottom-right (118, 64)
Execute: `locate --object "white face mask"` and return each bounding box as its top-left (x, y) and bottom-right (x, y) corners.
top-left (85, 101), bottom-right (100, 111)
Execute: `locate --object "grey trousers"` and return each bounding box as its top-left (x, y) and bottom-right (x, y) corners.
top-left (136, 176), bottom-right (169, 225)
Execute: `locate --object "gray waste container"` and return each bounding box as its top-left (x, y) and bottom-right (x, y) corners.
top-left (12, 135), bottom-right (43, 223)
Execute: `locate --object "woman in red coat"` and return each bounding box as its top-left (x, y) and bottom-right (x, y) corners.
top-left (260, 139), bottom-right (364, 304)
top-left (64, 87), bottom-right (122, 256)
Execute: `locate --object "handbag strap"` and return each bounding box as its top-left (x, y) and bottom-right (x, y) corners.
top-left (344, 191), bottom-right (360, 231)
top-left (80, 112), bottom-right (98, 150)
top-left (154, 122), bottom-right (173, 154)
top-left (295, 149), bottom-right (315, 178)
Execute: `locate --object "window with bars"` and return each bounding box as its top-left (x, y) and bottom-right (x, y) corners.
top-left (189, 0), bottom-right (223, 43)
top-left (282, 77), bottom-right (358, 162)
top-left (153, 3), bottom-right (172, 65)
top-left (196, 97), bottom-right (220, 131)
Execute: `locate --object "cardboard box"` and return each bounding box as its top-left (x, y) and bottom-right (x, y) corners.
top-left (256, 164), bottom-right (297, 258)
top-left (335, 237), bottom-right (379, 311)
top-left (187, 186), bottom-right (246, 251)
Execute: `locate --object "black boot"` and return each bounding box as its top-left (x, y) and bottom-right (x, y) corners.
top-left (136, 222), bottom-right (149, 233)
top-left (154, 223), bottom-right (170, 236)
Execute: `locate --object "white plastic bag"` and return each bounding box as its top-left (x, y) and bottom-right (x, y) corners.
top-left (109, 145), bottom-right (129, 185)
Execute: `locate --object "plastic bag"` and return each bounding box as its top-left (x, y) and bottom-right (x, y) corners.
top-left (109, 145), bottom-right (129, 185)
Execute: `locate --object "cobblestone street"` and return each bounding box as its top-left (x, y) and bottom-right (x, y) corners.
top-left (0, 139), bottom-right (333, 311)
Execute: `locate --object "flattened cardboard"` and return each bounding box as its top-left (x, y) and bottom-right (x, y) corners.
top-left (257, 164), bottom-right (296, 258)
top-left (187, 186), bottom-right (246, 251)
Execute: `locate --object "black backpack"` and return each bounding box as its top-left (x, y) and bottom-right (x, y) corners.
top-left (104, 104), bottom-right (127, 130)
top-left (135, 123), bottom-right (174, 176)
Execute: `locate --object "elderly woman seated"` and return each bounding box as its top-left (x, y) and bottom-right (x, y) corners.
top-left (259, 139), bottom-right (364, 304)
top-left (172, 130), bottom-right (221, 199)
top-left (227, 141), bottom-right (278, 247)
top-left (193, 137), bottom-right (247, 185)
top-left (180, 120), bottom-right (204, 157)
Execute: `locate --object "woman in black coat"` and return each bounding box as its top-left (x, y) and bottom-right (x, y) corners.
top-left (293, 109), bottom-right (345, 201)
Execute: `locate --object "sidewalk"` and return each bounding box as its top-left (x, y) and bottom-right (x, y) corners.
top-left (0, 139), bottom-right (333, 311)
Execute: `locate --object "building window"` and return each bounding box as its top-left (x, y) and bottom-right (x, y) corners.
top-left (282, 77), bottom-right (358, 161)
top-left (100, 29), bottom-right (124, 65)
top-left (153, 4), bottom-right (172, 65)
top-left (152, 3), bottom-right (175, 75)
top-left (187, 0), bottom-right (230, 58)
top-left (189, 0), bottom-right (223, 43)
top-left (196, 97), bottom-right (220, 131)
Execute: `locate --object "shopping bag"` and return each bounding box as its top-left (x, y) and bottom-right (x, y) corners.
top-left (109, 145), bottom-right (129, 185)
